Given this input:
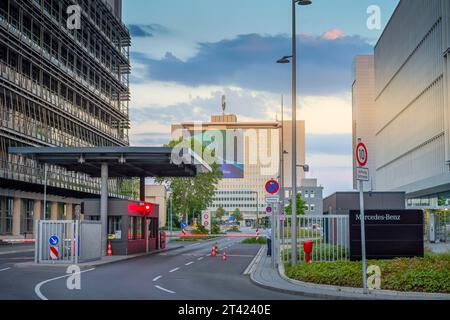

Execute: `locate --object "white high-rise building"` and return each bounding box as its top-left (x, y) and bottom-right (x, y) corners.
top-left (374, 0), bottom-right (450, 206)
top-left (172, 114), bottom-right (306, 227)
top-left (352, 55), bottom-right (376, 191)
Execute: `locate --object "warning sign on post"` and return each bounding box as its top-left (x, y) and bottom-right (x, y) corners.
top-left (201, 211), bottom-right (211, 231)
top-left (356, 167), bottom-right (369, 181)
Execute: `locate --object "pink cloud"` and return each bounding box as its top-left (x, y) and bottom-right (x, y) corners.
top-left (322, 28), bottom-right (346, 40)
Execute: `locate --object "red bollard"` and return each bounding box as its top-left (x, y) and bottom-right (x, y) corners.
top-left (303, 241), bottom-right (314, 264)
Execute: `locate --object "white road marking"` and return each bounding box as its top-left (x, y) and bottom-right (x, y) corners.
top-left (152, 275), bottom-right (162, 282)
top-left (185, 261), bottom-right (194, 266)
top-left (155, 285), bottom-right (175, 294)
top-left (34, 268), bottom-right (96, 300)
top-left (169, 267), bottom-right (180, 273)
top-left (0, 267), bottom-right (11, 272)
top-left (197, 257), bottom-right (204, 261)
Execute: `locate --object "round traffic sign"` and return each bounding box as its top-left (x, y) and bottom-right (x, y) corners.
top-left (265, 180), bottom-right (280, 195)
top-left (266, 206), bottom-right (273, 214)
top-left (49, 235), bottom-right (59, 246)
top-left (356, 143), bottom-right (368, 167)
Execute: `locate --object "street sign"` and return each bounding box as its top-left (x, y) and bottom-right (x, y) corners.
top-left (356, 142), bottom-right (368, 167)
top-left (49, 246), bottom-right (59, 260)
top-left (49, 235), bottom-right (59, 246)
top-left (202, 211), bottom-right (210, 229)
top-left (181, 222), bottom-right (187, 229)
top-left (356, 167), bottom-right (369, 181)
top-left (356, 140), bottom-right (368, 293)
top-left (266, 206), bottom-right (273, 214)
top-left (265, 195), bottom-right (279, 203)
top-left (265, 180), bottom-right (280, 195)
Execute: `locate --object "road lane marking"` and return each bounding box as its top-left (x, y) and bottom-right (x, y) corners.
top-left (34, 268), bottom-right (96, 300)
top-left (197, 257), bottom-right (204, 261)
top-left (185, 261), bottom-right (194, 266)
top-left (0, 267), bottom-right (11, 272)
top-left (169, 267), bottom-right (180, 273)
top-left (152, 275), bottom-right (162, 282)
top-left (155, 285), bottom-right (175, 294)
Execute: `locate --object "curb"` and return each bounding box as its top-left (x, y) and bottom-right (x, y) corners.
top-left (248, 248), bottom-right (450, 300)
top-left (14, 245), bottom-right (184, 269)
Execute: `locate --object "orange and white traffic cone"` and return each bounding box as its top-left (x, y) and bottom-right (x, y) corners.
top-left (106, 241), bottom-right (113, 257)
top-left (222, 250), bottom-right (227, 261)
top-left (211, 244), bottom-right (217, 257)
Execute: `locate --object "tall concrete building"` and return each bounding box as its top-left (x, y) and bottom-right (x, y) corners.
top-left (172, 114), bottom-right (306, 227)
top-left (374, 0), bottom-right (450, 207)
top-left (0, 0), bottom-right (131, 239)
top-left (352, 55), bottom-right (376, 191)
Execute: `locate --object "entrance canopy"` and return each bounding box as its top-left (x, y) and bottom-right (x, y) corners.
top-left (8, 147), bottom-right (211, 178)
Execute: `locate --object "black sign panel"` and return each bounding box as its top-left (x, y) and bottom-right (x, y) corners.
top-left (349, 210), bottom-right (423, 261)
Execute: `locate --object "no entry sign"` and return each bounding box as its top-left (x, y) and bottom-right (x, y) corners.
top-left (265, 180), bottom-right (280, 195)
top-left (356, 142), bottom-right (368, 167)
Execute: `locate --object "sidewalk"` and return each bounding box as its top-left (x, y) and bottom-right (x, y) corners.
top-left (0, 244), bottom-right (35, 255)
top-left (14, 243), bottom-right (183, 269)
top-left (249, 246), bottom-right (450, 300)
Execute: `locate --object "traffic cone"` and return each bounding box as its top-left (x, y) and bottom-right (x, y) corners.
top-left (106, 241), bottom-right (113, 257)
top-left (211, 244), bottom-right (217, 257)
top-left (222, 250), bottom-right (227, 261)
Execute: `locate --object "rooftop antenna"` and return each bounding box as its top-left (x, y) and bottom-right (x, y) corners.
top-left (221, 95), bottom-right (226, 116)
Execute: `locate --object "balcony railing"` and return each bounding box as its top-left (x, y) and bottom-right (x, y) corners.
top-left (0, 62), bottom-right (129, 145)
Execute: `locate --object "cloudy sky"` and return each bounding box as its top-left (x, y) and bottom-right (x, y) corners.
top-left (122, 0), bottom-right (399, 196)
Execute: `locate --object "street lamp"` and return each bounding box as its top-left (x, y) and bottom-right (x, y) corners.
top-left (277, 0), bottom-right (312, 266)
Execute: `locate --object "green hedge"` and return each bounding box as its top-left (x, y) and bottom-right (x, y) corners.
top-left (284, 253), bottom-right (450, 294)
top-left (242, 237), bottom-right (267, 244)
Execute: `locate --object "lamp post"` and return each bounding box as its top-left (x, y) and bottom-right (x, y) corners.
top-left (277, 0), bottom-right (312, 266)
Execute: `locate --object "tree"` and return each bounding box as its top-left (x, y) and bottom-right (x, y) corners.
top-left (156, 138), bottom-right (224, 223)
top-left (232, 208), bottom-right (243, 224)
top-left (215, 206), bottom-right (226, 223)
top-left (285, 193), bottom-right (308, 216)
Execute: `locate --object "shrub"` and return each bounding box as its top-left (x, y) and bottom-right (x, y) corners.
top-left (192, 224), bottom-right (208, 234)
top-left (242, 237), bottom-right (267, 244)
top-left (284, 253), bottom-right (450, 294)
top-left (211, 224), bottom-right (221, 235)
top-left (227, 226), bottom-right (241, 232)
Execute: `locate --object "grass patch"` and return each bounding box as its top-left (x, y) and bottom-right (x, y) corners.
top-left (284, 252), bottom-right (450, 294)
top-left (242, 237), bottom-right (267, 244)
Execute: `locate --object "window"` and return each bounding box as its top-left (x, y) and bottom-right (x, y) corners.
top-left (310, 191), bottom-right (315, 198)
top-left (310, 204), bottom-right (315, 212)
top-left (108, 216), bottom-right (122, 240)
top-left (22, 200), bottom-right (34, 233)
top-left (0, 197), bottom-right (14, 235)
top-left (305, 205), bottom-right (309, 211)
top-left (136, 217), bottom-right (144, 240)
top-left (128, 216), bottom-right (145, 240)
top-left (128, 217), bottom-right (135, 240)
top-left (304, 191), bottom-right (309, 198)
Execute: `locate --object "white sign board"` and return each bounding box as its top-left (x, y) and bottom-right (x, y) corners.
top-left (265, 195), bottom-right (279, 203)
top-left (356, 167), bottom-right (369, 181)
top-left (201, 211), bottom-right (211, 230)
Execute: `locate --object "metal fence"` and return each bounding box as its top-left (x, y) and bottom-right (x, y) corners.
top-left (35, 220), bottom-right (102, 264)
top-left (280, 215), bottom-right (350, 264)
top-left (36, 220), bottom-right (79, 264)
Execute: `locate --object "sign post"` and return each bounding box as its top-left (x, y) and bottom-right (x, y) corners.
top-left (265, 180), bottom-right (279, 268)
top-left (356, 140), bottom-right (368, 294)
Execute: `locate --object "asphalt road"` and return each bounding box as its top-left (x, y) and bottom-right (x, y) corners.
top-left (0, 238), bottom-right (313, 300)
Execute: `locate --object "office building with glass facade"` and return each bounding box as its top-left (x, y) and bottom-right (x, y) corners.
top-left (0, 0), bottom-right (132, 239)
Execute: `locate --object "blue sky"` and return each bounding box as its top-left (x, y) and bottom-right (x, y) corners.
top-left (122, 0), bottom-right (399, 196)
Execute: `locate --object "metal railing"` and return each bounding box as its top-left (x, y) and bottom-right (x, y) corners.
top-left (280, 215), bottom-right (350, 264)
